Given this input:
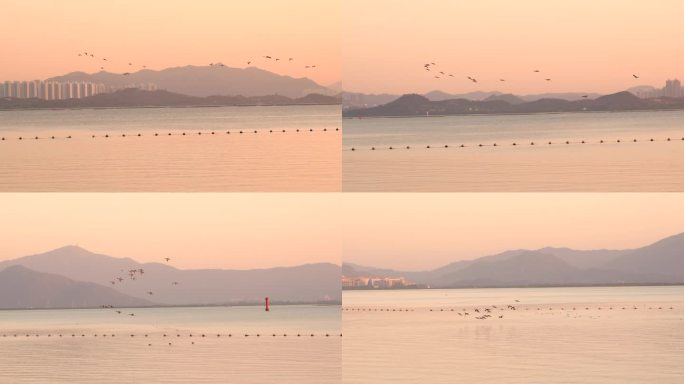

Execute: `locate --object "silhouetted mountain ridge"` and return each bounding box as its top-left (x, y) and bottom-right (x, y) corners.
top-left (0, 246), bottom-right (341, 306)
top-left (344, 91), bottom-right (684, 117)
top-left (343, 232), bottom-right (684, 288)
top-left (48, 65), bottom-right (332, 97)
top-left (0, 265), bottom-right (152, 309)
top-left (0, 88), bottom-right (340, 110)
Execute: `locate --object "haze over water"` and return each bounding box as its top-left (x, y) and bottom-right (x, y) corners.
top-left (0, 305), bottom-right (341, 383)
top-left (343, 110), bottom-right (684, 191)
top-left (0, 105), bottom-right (340, 191)
top-left (343, 286), bottom-right (684, 384)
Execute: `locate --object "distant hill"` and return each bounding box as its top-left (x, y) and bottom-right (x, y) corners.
top-left (342, 90), bottom-right (604, 109)
top-left (0, 246), bottom-right (341, 305)
top-left (343, 232), bottom-right (684, 288)
top-left (48, 65), bottom-right (333, 98)
top-left (342, 92), bottom-right (401, 109)
top-left (484, 93), bottom-right (526, 105)
top-left (343, 91), bottom-right (684, 117)
top-left (0, 265), bottom-right (152, 309)
top-left (0, 88), bottom-right (341, 110)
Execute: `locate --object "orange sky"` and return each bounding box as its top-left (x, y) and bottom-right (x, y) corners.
top-left (0, 193), bottom-right (341, 269)
top-left (343, 193), bottom-right (684, 270)
top-left (0, 0), bottom-right (340, 86)
top-left (2, 193), bottom-right (683, 271)
top-left (343, 0), bottom-right (684, 95)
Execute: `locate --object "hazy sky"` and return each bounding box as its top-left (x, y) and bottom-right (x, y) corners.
top-left (343, 0), bottom-right (684, 95)
top-left (0, 194), bottom-right (341, 270)
top-left (1, 0), bottom-right (340, 86)
top-left (343, 193), bottom-right (684, 271)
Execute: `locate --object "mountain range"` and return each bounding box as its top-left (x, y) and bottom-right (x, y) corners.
top-left (342, 90), bottom-right (606, 109)
top-left (0, 88), bottom-right (340, 110)
top-left (343, 232), bottom-right (684, 288)
top-left (48, 65), bottom-right (334, 98)
top-left (0, 246), bottom-right (341, 309)
top-left (343, 91), bottom-right (684, 117)
top-left (0, 265), bottom-right (151, 309)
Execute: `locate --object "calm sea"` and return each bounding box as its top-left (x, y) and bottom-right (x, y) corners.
top-left (343, 286), bottom-right (684, 384)
top-left (0, 305), bottom-right (341, 383)
top-left (343, 110), bottom-right (684, 191)
top-left (0, 105), bottom-right (341, 191)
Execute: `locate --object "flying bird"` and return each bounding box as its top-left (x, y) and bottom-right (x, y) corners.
top-left (164, 257), bottom-right (171, 262)
top-left (632, 74), bottom-right (639, 79)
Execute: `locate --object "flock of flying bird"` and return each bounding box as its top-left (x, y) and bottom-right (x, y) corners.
top-left (78, 50), bottom-right (318, 75)
top-left (102, 257), bottom-right (177, 317)
top-left (424, 62), bottom-right (641, 92)
top-left (345, 299), bottom-right (676, 321)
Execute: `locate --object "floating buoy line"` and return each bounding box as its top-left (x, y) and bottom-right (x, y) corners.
top-left (0, 331), bottom-right (342, 339)
top-left (343, 305), bottom-right (674, 313)
top-left (344, 136), bottom-right (684, 152)
top-left (0, 127), bottom-right (340, 142)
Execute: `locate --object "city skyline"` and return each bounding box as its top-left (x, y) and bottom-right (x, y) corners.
top-left (343, 0), bottom-right (684, 95)
top-left (0, 79), bottom-right (159, 100)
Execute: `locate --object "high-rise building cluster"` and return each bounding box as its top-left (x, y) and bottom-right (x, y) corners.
top-left (634, 79), bottom-right (683, 99)
top-left (0, 80), bottom-right (158, 100)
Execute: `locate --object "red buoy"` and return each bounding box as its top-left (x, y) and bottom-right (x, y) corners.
top-left (265, 297), bottom-right (270, 312)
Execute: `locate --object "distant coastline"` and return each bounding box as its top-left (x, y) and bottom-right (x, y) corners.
top-left (343, 283), bottom-right (684, 291)
top-left (343, 108), bottom-right (684, 120)
top-left (0, 300), bottom-right (342, 311)
top-left (343, 92), bottom-right (684, 118)
top-left (0, 88), bottom-right (341, 111)
top-left (1, 103), bottom-right (340, 113)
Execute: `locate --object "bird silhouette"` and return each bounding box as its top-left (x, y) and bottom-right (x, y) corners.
top-left (633, 74), bottom-right (639, 79)
top-left (165, 257), bottom-right (171, 262)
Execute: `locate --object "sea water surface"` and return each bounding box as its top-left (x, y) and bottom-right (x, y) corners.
top-left (343, 286), bottom-right (684, 384)
top-left (0, 305), bottom-right (341, 383)
top-left (343, 110), bottom-right (684, 191)
top-left (0, 105), bottom-right (340, 191)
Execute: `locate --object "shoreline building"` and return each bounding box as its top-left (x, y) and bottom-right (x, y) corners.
top-left (0, 80), bottom-right (107, 100)
top-left (634, 79), bottom-right (683, 98)
top-left (0, 80), bottom-right (157, 100)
